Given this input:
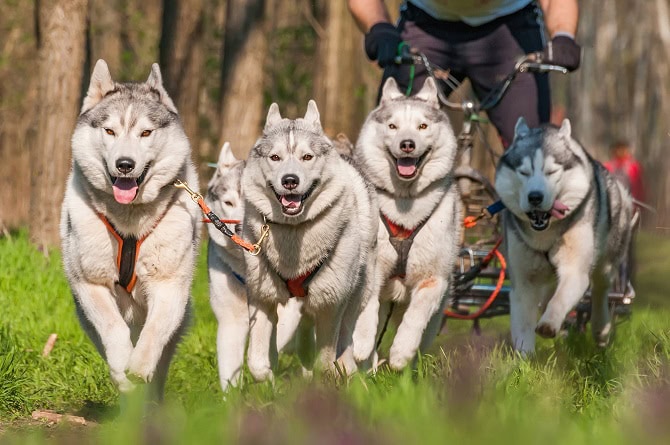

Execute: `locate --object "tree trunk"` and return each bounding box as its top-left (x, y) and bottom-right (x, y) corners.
top-left (30, 0), bottom-right (88, 249)
top-left (219, 0), bottom-right (267, 160)
top-left (160, 0), bottom-right (205, 173)
top-left (0, 2), bottom-right (38, 232)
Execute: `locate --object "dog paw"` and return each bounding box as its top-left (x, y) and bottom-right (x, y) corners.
top-left (113, 373), bottom-right (136, 393)
top-left (388, 347), bottom-right (413, 371)
top-left (535, 322), bottom-right (558, 338)
top-left (126, 353), bottom-right (155, 383)
top-left (248, 364), bottom-right (274, 382)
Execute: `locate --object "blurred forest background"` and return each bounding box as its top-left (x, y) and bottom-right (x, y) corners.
top-left (0, 0), bottom-right (669, 249)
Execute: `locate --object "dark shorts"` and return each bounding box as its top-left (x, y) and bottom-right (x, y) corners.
top-left (382, 1), bottom-right (549, 147)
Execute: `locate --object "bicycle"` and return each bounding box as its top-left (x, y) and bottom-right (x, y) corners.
top-left (394, 47), bottom-right (637, 333)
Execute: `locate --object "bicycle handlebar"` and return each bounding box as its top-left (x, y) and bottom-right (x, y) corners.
top-left (395, 47), bottom-right (568, 112)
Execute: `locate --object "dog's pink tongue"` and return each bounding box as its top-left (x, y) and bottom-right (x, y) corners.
top-left (281, 195), bottom-right (301, 209)
top-left (112, 178), bottom-right (138, 204)
top-left (550, 200), bottom-right (569, 219)
top-left (397, 158), bottom-right (417, 176)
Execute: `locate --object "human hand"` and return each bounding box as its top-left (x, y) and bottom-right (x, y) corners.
top-left (364, 22), bottom-right (402, 68)
top-left (542, 35), bottom-right (581, 71)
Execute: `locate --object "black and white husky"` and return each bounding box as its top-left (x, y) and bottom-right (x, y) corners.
top-left (495, 118), bottom-right (633, 353)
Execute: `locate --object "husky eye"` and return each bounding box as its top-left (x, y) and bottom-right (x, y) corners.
top-left (418, 123), bottom-right (428, 130)
top-left (546, 169), bottom-right (560, 176)
top-left (388, 123), bottom-right (397, 130)
top-left (519, 169), bottom-right (531, 177)
top-left (270, 154), bottom-right (281, 161)
top-left (141, 130), bottom-right (153, 138)
top-left (302, 154), bottom-right (313, 161)
top-left (104, 128), bottom-right (115, 136)
top-left (224, 201), bottom-right (234, 207)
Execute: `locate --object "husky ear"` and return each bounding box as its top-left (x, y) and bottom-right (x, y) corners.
top-left (514, 117), bottom-right (531, 138)
top-left (146, 63), bottom-right (179, 114)
top-left (81, 59), bottom-right (115, 114)
top-left (558, 118), bottom-right (572, 139)
top-left (217, 141), bottom-right (240, 166)
top-left (303, 100), bottom-right (323, 131)
top-left (265, 103), bottom-right (282, 129)
top-left (380, 77), bottom-right (404, 104)
top-left (415, 77), bottom-right (439, 108)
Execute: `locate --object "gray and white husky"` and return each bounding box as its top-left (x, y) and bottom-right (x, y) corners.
top-left (206, 142), bottom-right (302, 391)
top-left (495, 118), bottom-right (633, 353)
top-left (241, 100), bottom-right (379, 380)
top-left (60, 60), bottom-right (201, 397)
top-left (353, 77), bottom-right (461, 370)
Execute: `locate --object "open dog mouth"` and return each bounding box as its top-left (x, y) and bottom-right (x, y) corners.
top-left (110, 164), bottom-right (150, 204)
top-left (392, 148), bottom-right (431, 179)
top-left (526, 200), bottom-right (569, 231)
top-left (272, 180), bottom-right (318, 216)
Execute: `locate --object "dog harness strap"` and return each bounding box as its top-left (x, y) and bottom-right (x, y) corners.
top-left (285, 263), bottom-right (323, 298)
top-left (97, 214), bottom-right (147, 293)
top-left (381, 213), bottom-right (426, 279)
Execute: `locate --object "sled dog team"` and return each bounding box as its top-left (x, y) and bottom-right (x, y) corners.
top-left (60, 60), bottom-right (633, 397)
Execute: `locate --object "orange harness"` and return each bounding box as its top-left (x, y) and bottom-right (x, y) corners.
top-left (381, 213), bottom-right (426, 280)
top-left (284, 263), bottom-right (323, 298)
top-left (97, 214), bottom-right (149, 293)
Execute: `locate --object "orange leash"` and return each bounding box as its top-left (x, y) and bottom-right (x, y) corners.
top-left (443, 211), bottom-right (507, 320)
top-left (174, 179), bottom-right (266, 255)
top-left (444, 247), bottom-right (506, 320)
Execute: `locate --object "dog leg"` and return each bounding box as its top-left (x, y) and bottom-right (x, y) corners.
top-left (73, 283), bottom-right (134, 392)
top-left (509, 286), bottom-right (540, 354)
top-left (314, 303), bottom-right (346, 374)
top-left (353, 294), bottom-right (380, 363)
top-left (209, 267), bottom-right (249, 392)
top-left (276, 297), bottom-right (303, 352)
top-left (150, 309), bottom-right (189, 401)
top-left (590, 266), bottom-right (613, 347)
top-left (537, 229), bottom-right (594, 338)
top-left (247, 299), bottom-right (278, 382)
top-left (126, 280), bottom-right (190, 384)
top-left (389, 276), bottom-right (447, 370)
top-left (295, 313), bottom-right (316, 377)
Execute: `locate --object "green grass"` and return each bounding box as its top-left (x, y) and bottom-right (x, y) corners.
top-left (0, 229), bottom-right (669, 443)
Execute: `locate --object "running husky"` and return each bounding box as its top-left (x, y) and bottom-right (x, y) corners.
top-left (60, 60), bottom-right (201, 397)
top-left (495, 118), bottom-right (633, 353)
top-left (241, 100), bottom-right (379, 380)
top-left (206, 142), bottom-right (302, 391)
top-left (353, 77), bottom-right (461, 370)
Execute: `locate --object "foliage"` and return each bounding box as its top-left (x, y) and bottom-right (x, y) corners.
top-left (0, 230), bottom-right (669, 443)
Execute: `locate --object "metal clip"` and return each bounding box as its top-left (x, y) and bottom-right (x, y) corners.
top-left (174, 179), bottom-right (202, 203)
top-left (249, 224), bottom-right (270, 256)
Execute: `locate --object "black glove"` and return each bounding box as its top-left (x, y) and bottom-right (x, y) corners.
top-left (542, 35), bottom-right (582, 71)
top-left (364, 22), bottom-right (402, 68)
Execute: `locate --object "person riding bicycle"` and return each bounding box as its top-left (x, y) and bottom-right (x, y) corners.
top-left (348, 0), bottom-right (581, 148)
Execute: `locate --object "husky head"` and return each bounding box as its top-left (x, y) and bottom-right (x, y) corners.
top-left (243, 100), bottom-right (342, 222)
top-left (207, 142), bottom-right (245, 238)
top-left (495, 118), bottom-right (592, 231)
top-left (354, 77), bottom-right (457, 196)
top-left (72, 59), bottom-right (190, 205)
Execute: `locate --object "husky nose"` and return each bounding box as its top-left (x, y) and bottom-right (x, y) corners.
top-left (400, 139), bottom-right (415, 153)
top-left (281, 174), bottom-right (299, 190)
top-left (528, 191), bottom-right (544, 207)
top-left (116, 157), bottom-right (135, 174)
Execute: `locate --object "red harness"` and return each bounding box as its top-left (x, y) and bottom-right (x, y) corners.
top-left (381, 213), bottom-right (425, 280)
top-left (98, 214), bottom-right (150, 293)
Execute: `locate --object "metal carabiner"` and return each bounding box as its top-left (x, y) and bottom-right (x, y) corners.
top-left (174, 179), bottom-right (203, 203)
top-left (249, 224), bottom-right (270, 256)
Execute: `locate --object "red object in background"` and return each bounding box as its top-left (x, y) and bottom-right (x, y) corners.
top-left (604, 153), bottom-right (645, 203)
